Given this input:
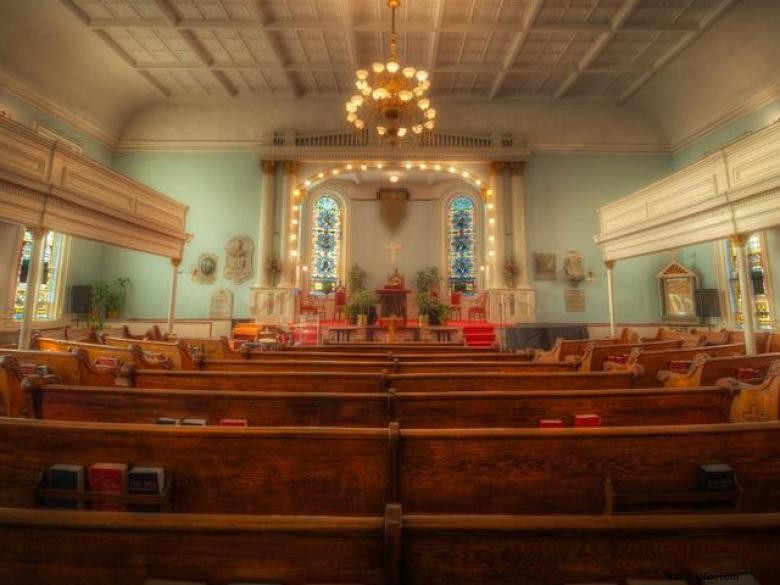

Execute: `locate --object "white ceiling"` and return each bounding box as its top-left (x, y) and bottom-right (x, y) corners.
top-left (60, 0), bottom-right (736, 102)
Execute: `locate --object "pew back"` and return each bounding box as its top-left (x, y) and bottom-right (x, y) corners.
top-left (578, 338), bottom-right (684, 371)
top-left (33, 335), bottom-right (172, 370)
top-left (387, 370), bottom-right (638, 392)
top-left (102, 336), bottom-right (197, 370)
top-left (25, 383), bottom-right (734, 428)
top-left (0, 418), bottom-right (390, 515)
top-left (660, 353), bottom-right (780, 388)
top-left (0, 348), bottom-right (115, 386)
top-left (398, 422), bottom-right (780, 514)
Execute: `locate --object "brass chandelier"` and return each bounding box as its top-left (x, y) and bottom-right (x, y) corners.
top-left (345, 0), bottom-right (436, 146)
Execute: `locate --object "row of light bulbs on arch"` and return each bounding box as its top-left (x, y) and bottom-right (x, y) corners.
top-left (298, 162), bottom-right (487, 190)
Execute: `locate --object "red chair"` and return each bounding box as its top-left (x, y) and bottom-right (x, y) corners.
top-left (299, 292), bottom-right (325, 320)
top-left (450, 291), bottom-right (462, 321)
top-left (333, 286), bottom-right (347, 322)
top-left (467, 293), bottom-right (487, 322)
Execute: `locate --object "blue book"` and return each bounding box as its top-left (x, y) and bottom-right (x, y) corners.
top-left (45, 464), bottom-right (85, 509)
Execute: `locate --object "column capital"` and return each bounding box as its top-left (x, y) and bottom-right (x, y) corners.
top-left (604, 260), bottom-right (615, 270)
top-left (730, 234), bottom-right (748, 247)
top-left (509, 161), bottom-right (526, 176)
top-left (260, 160), bottom-right (277, 175)
top-left (283, 160), bottom-right (299, 175)
top-left (27, 227), bottom-right (46, 240)
top-left (489, 161), bottom-right (507, 175)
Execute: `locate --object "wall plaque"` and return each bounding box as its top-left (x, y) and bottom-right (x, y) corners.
top-left (224, 235), bottom-right (254, 285)
top-left (210, 288), bottom-right (234, 319)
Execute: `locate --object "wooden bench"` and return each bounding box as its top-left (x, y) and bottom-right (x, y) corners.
top-left (605, 343), bottom-right (746, 387)
top-left (386, 369), bottom-right (639, 392)
top-left (198, 358), bottom-right (576, 374)
top-left (33, 335), bottom-right (173, 370)
top-left (403, 513), bottom-right (780, 584)
top-left (0, 507), bottom-right (387, 585)
top-left (23, 381), bottom-right (735, 428)
top-left (240, 349), bottom-right (533, 362)
top-left (0, 418), bottom-right (391, 515)
top-left (397, 421), bottom-right (780, 514)
top-left (578, 338), bottom-right (684, 371)
top-left (173, 336), bottom-right (239, 359)
top-left (1, 507), bottom-right (777, 585)
top-left (659, 352), bottom-right (780, 388)
top-left (533, 328), bottom-right (640, 363)
top-left (642, 327), bottom-right (707, 347)
top-left (118, 365), bottom-right (389, 392)
top-left (101, 336), bottom-right (197, 370)
top-left (718, 362), bottom-right (780, 423)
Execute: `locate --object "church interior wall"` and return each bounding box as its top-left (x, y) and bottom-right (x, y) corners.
top-left (107, 151), bottom-right (261, 319)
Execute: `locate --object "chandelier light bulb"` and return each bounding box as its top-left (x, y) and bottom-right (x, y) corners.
top-left (412, 124), bottom-right (423, 134)
top-left (413, 87), bottom-right (424, 97)
top-left (386, 61), bottom-right (400, 73)
top-left (372, 62), bottom-right (385, 73)
top-left (418, 98), bottom-right (430, 110)
top-left (416, 70), bottom-right (429, 81)
top-left (377, 126), bottom-right (387, 136)
top-left (361, 87), bottom-right (372, 96)
top-left (351, 95), bottom-right (363, 106)
top-left (347, 112), bottom-right (357, 122)
top-left (403, 67), bottom-right (416, 78)
top-left (397, 127), bottom-right (408, 137)
top-left (346, 102), bottom-right (357, 113)
top-left (425, 108), bottom-right (436, 119)
top-left (399, 90), bottom-right (413, 101)
top-left (355, 119), bottom-right (365, 130)
top-left (425, 120), bottom-right (435, 130)
top-left (389, 175), bottom-right (399, 183)
top-left (356, 69), bottom-right (369, 80)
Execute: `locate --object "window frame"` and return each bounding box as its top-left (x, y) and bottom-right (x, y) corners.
top-left (439, 189), bottom-right (485, 294)
top-left (302, 189), bottom-right (350, 293)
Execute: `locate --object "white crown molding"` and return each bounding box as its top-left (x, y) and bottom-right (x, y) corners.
top-left (0, 69), bottom-right (118, 150)
top-left (670, 79), bottom-right (780, 154)
top-left (114, 138), bottom-right (672, 156)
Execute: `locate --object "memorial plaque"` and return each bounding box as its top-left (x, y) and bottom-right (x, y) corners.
top-left (210, 288), bottom-right (234, 319)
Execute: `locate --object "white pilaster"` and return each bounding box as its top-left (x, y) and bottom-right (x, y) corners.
top-left (18, 227), bottom-right (45, 349)
top-left (255, 160), bottom-right (276, 288)
top-left (605, 260), bottom-right (617, 338)
top-left (278, 160), bottom-right (298, 288)
top-left (166, 257), bottom-right (181, 334)
top-left (487, 161), bottom-right (505, 289)
top-left (731, 234), bottom-right (758, 355)
top-left (509, 161), bottom-right (529, 288)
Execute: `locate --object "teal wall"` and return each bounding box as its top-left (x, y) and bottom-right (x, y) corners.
top-left (108, 152), bottom-right (261, 319)
top-left (0, 90), bottom-right (113, 165)
top-left (525, 154), bottom-right (675, 323)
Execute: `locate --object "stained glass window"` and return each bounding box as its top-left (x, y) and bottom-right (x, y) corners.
top-left (725, 233), bottom-right (773, 329)
top-left (448, 196), bottom-right (476, 292)
top-left (311, 195), bottom-right (341, 291)
top-left (14, 229), bottom-right (66, 321)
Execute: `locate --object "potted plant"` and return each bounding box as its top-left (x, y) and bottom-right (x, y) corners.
top-left (88, 278), bottom-right (130, 329)
top-left (415, 266), bottom-right (441, 294)
top-left (347, 263), bottom-right (367, 293)
top-left (346, 289), bottom-right (377, 325)
top-left (436, 302), bottom-right (452, 326)
top-left (414, 291), bottom-right (434, 326)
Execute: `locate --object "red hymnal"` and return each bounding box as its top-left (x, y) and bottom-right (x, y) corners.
top-left (606, 355), bottom-right (628, 365)
top-left (574, 414), bottom-right (602, 427)
top-left (219, 418), bottom-right (248, 427)
top-left (735, 368), bottom-right (761, 381)
top-left (666, 360), bottom-right (692, 373)
top-left (538, 419), bottom-right (565, 428)
top-left (95, 356), bottom-right (121, 368)
top-left (88, 463), bottom-right (128, 511)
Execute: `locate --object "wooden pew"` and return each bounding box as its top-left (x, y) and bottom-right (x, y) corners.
top-left (240, 349), bottom-right (533, 362)
top-left (0, 418), bottom-right (391, 515)
top-left (659, 352), bottom-right (780, 388)
top-left (198, 359), bottom-right (576, 374)
top-left (397, 421), bottom-right (780, 514)
top-left (101, 336), bottom-right (197, 370)
top-left (175, 336), bottom-right (239, 359)
top-left (532, 327), bottom-right (639, 363)
top-left (606, 343), bottom-right (746, 387)
top-left (0, 507), bottom-right (387, 585)
top-left (578, 338), bottom-right (684, 371)
top-left (386, 369), bottom-right (639, 392)
top-left (283, 343), bottom-right (488, 352)
top-left (403, 513), bottom-right (780, 584)
top-left (32, 335), bottom-right (173, 370)
top-left (118, 365), bottom-right (389, 392)
top-left (727, 329), bottom-right (771, 353)
top-left (641, 327), bottom-right (706, 347)
top-left (23, 382), bottom-right (735, 428)
top-left (0, 349), bottom-right (116, 386)
top-left (718, 362), bottom-right (780, 423)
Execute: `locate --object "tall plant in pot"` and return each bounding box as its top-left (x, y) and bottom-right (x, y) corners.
top-left (89, 278), bottom-right (130, 329)
top-left (345, 289), bottom-right (377, 325)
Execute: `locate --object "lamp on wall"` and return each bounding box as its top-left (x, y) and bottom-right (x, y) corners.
top-left (345, 0), bottom-right (436, 147)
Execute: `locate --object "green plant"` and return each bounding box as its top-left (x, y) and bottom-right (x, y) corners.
top-left (345, 289), bottom-right (377, 323)
top-left (321, 280), bottom-right (335, 295)
top-left (413, 291), bottom-right (435, 316)
top-left (89, 278), bottom-right (130, 329)
top-left (415, 266), bottom-right (441, 293)
top-left (436, 302), bottom-right (452, 323)
top-left (347, 263), bottom-right (367, 293)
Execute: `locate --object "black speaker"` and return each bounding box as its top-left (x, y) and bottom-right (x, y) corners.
top-left (695, 288), bottom-right (721, 319)
top-left (68, 285), bottom-right (92, 314)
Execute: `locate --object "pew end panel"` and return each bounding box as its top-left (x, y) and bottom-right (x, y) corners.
top-left (720, 361), bottom-right (780, 423)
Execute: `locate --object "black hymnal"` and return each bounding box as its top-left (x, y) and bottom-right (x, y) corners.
top-left (697, 463), bottom-right (736, 491)
top-left (45, 464), bottom-right (85, 509)
top-left (128, 466), bottom-right (166, 512)
top-left (155, 417), bottom-right (180, 425)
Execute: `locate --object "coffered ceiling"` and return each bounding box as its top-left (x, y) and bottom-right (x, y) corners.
top-left (61, 0), bottom-right (738, 102)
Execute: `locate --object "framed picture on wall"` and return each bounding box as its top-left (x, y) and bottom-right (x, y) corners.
top-left (533, 253), bottom-right (557, 280)
top-left (657, 260), bottom-right (698, 322)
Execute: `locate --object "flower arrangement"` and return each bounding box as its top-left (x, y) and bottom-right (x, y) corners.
top-left (503, 258), bottom-right (519, 288)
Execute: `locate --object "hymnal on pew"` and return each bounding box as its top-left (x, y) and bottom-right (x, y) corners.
top-left (45, 464), bottom-right (85, 509)
top-left (88, 463), bottom-right (128, 511)
top-left (219, 418), bottom-right (248, 427)
top-left (697, 463), bottom-right (736, 491)
top-left (128, 466), bottom-right (166, 512)
top-left (538, 419), bottom-right (565, 428)
top-left (156, 417), bottom-right (180, 425)
top-left (181, 418), bottom-right (207, 426)
top-left (574, 414), bottom-right (602, 427)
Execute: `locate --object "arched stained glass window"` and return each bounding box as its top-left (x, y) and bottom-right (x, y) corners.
top-left (311, 195), bottom-right (342, 290)
top-left (448, 196), bottom-right (476, 291)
